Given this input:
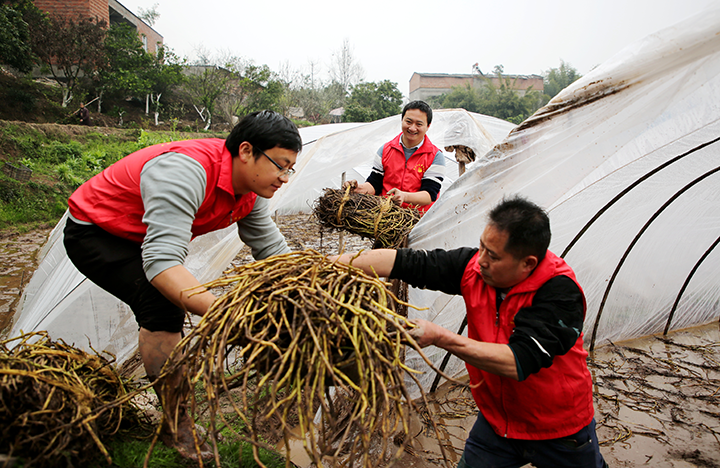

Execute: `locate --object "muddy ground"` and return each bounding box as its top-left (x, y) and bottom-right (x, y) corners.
top-left (1, 215), bottom-right (719, 467)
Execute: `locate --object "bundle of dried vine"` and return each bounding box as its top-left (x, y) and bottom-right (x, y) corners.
top-left (312, 186), bottom-right (422, 249)
top-left (0, 331), bottom-right (148, 467)
top-left (158, 250), bottom-right (450, 468)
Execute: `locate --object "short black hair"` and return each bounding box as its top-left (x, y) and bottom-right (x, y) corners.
top-left (225, 110), bottom-right (302, 158)
top-left (402, 100), bottom-right (433, 125)
top-left (488, 195), bottom-right (550, 263)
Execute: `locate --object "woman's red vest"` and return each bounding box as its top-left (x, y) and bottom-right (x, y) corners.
top-left (68, 139), bottom-right (257, 244)
top-left (381, 134), bottom-right (440, 213)
top-left (460, 251), bottom-right (595, 439)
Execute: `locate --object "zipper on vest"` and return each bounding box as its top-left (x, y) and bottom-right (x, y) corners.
top-left (401, 160), bottom-right (409, 191)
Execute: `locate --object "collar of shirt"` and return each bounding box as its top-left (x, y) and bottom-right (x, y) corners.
top-left (400, 135), bottom-right (424, 150)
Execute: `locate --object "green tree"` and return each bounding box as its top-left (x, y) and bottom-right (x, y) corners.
top-left (321, 82), bottom-right (346, 113)
top-left (543, 60), bottom-right (581, 98)
top-left (441, 83), bottom-right (482, 113)
top-left (0, 1), bottom-right (38, 73)
top-left (30, 13), bottom-right (107, 107)
top-left (343, 80), bottom-right (402, 123)
top-left (183, 64), bottom-right (231, 130)
top-left (144, 46), bottom-right (186, 125)
top-left (227, 63), bottom-right (280, 117)
top-left (94, 23), bottom-right (152, 112)
top-left (480, 70), bottom-right (545, 124)
top-left (244, 79), bottom-right (284, 114)
top-left (433, 66), bottom-right (545, 124)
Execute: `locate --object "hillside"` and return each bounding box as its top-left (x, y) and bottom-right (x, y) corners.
top-left (0, 71), bottom-right (226, 132)
top-left (0, 72), bottom-right (233, 233)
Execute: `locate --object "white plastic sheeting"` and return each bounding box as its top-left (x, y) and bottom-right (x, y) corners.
top-left (271, 109), bottom-right (512, 215)
top-left (404, 7), bottom-right (720, 393)
top-left (15, 6), bottom-right (720, 397)
top-left (9, 110), bottom-right (514, 365)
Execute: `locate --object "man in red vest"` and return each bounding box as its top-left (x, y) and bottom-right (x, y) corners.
top-left (330, 196), bottom-right (607, 468)
top-left (348, 100), bottom-right (445, 213)
top-left (63, 110), bottom-right (302, 460)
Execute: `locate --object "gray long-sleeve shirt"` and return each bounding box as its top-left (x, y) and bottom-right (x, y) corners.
top-left (67, 151), bottom-right (289, 281)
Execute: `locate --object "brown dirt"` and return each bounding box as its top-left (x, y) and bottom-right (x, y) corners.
top-left (0, 227), bottom-right (54, 334)
top-left (2, 217), bottom-right (720, 467)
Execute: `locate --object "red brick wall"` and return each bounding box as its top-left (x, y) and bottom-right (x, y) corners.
top-left (409, 72), bottom-right (544, 101)
top-left (33, 0), bottom-right (163, 53)
top-left (136, 22), bottom-right (163, 54)
top-left (34, 0), bottom-right (109, 25)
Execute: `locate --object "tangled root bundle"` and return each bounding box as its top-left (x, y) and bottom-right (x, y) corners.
top-left (0, 331), bottom-right (146, 467)
top-left (313, 187), bottom-right (421, 249)
top-left (159, 250), bottom-right (448, 468)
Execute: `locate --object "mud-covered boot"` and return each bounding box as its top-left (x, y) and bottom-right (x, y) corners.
top-left (159, 405), bottom-right (213, 461)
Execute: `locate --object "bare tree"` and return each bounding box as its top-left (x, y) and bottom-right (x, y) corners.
top-left (328, 38), bottom-right (364, 96)
top-left (137, 3), bottom-right (160, 26)
top-left (306, 58), bottom-right (322, 90)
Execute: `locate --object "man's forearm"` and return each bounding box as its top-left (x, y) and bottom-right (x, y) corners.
top-left (398, 190), bottom-right (432, 206)
top-left (330, 249), bottom-right (397, 278)
top-left (411, 319), bottom-right (519, 380)
top-left (151, 265), bottom-right (217, 316)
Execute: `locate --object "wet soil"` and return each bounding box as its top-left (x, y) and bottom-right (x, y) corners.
top-left (2, 216), bottom-right (719, 467)
top-left (408, 324), bottom-right (720, 468)
top-left (0, 227), bottom-right (55, 335)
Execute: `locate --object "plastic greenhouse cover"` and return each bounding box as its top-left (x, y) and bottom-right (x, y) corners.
top-left (403, 6), bottom-right (720, 394)
top-left (9, 110), bottom-right (514, 365)
top-left (13, 4), bottom-right (720, 398)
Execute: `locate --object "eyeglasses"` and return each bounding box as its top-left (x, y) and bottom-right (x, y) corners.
top-left (255, 146), bottom-right (295, 177)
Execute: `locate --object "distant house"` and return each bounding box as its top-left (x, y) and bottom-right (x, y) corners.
top-left (409, 72), bottom-right (544, 102)
top-left (329, 107), bottom-right (344, 123)
top-left (287, 107), bottom-right (305, 119)
top-left (33, 0), bottom-right (163, 53)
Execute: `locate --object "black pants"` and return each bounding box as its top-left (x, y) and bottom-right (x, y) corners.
top-left (459, 412), bottom-right (607, 468)
top-left (63, 218), bottom-right (186, 333)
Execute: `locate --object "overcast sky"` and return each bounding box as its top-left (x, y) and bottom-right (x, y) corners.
top-left (120, 0), bottom-right (716, 98)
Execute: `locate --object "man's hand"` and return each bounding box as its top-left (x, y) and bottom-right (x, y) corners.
top-left (407, 318), bottom-right (443, 348)
top-left (350, 180), bottom-right (376, 195)
top-left (408, 318), bottom-right (520, 380)
top-left (342, 179), bottom-right (358, 190)
top-left (386, 188), bottom-right (406, 206)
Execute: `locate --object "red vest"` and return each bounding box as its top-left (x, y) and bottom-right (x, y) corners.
top-left (381, 134), bottom-right (441, 213)
top-left (460, 251), bottom-right (595, 439)
top-left (68, 139), bottom-right (257, 244)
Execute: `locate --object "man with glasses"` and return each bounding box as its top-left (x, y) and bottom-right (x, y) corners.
top-left (63, 110), bottom-right (302, 460)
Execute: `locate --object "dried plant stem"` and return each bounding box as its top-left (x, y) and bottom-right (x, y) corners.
top-left (156, 250), bottom-right (455, 468)
top-left (313, 187), bottom-right (422, 249)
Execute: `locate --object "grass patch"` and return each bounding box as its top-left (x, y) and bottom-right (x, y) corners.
top-left (94, 419), bottom-right (289, 468)
top-left (0, 124), bottom-right (208, 230)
